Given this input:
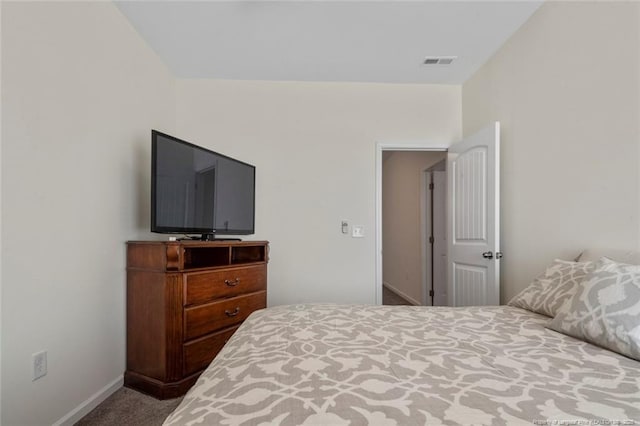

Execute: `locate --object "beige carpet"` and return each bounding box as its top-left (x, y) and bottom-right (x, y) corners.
top-left (75, 387), bottom-right (182, 426)
top-left (382, 286), bottom-right (413, 306)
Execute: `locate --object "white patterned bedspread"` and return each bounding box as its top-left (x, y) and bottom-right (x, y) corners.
top-left (164, 304), bottom-right (640, 426)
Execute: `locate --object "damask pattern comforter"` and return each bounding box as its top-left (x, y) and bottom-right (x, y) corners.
top-left (164, 304), bottom-right (640, 425)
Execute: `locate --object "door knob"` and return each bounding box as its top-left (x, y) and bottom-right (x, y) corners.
top-left (482, 251), bottom-right (494, 259)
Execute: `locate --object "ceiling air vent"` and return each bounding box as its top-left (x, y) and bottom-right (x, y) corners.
top-left (423, 56), bottom-right (457, 65)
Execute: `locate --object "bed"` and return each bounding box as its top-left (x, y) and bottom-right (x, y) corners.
top-left (163, 303), bottom-right (640, 425)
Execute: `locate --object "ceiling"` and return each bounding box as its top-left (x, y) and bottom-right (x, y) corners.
top-left (116, 1), bottom-right (542, 85)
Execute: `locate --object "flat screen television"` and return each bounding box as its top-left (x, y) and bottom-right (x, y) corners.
top-left (151, 130), bottom-right (255, 239)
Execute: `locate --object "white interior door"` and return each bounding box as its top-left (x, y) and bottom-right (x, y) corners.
top-left (447, 122), bottom-right (500, 306)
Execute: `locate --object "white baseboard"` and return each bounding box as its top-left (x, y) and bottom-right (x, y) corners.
top-left (383, 282), bottom-right (422, 306)
top-left (53, 375), bottom-right (123, 426)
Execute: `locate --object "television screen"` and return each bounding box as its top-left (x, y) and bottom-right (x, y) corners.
top-left (151, 130), bottom-right (255, 237)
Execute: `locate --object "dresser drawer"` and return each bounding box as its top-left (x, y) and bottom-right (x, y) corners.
top-left (184, 291), bottom-right (266, 340)
top-left (184, 264), bottom-right (266, 306)
top-left (183, 325), bottom-right (239, 376)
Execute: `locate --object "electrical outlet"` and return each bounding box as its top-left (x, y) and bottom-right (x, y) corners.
top-left (352, 225), bottom-right (364, 238)
top-left (33, 351), bottom-right (47, 381)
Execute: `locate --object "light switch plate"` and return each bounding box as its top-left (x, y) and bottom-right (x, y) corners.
top-left (352, 225), bottom-right (364, 238)
top-left (33, 351), bottom-right (47, 381)
top-left (341, 221), bottom-right (349, 234)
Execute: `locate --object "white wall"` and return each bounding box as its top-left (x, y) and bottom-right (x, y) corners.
top-left (176, 80), bottom-right (461, 306)
top-left (382, 151), bottom-right (446, 304)
top-left (463, 1), bottom-right (640, 303)
top-left (1, 2), bottom-right (175, 425)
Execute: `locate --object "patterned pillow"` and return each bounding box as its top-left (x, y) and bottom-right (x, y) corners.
top-left (507, 259), bottom-right (595, 317)
top-left (546, 257), bottom-right (640, 361)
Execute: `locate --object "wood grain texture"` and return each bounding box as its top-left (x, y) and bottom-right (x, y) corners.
top-left (127, 242), bottom-right (168, 271)
top-left (124, 370), bottom-right (201, 400)
top-left (184, 291), bottom-right (266, 340)
top-left (164, 273), bottom-right (184, 381)
top-left (165, 243), bottom-right (181, 271)
top-left (185, 264), bottom-right (267, 306)
top-left (125, 240), bottom-right (268, 399)
top-left (126, 270), bottom-right (169, 379)
top-left (183, 326), bottom-right (239, 375)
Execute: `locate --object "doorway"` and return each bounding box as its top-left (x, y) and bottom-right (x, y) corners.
top-left (375, 123), bottom-right (501, 307)
top-left (375, 142), bottom-right (448, 306)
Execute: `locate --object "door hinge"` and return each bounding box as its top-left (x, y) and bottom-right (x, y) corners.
top-left (429, 290), bottom-right (434, 297)
top-left (429, 236), bottom-right (434, 244)
top-left (429, 182), bottom-right (434, 190)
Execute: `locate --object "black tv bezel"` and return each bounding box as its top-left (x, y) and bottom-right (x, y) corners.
top-left (150, 130), bottom-right (256, 236)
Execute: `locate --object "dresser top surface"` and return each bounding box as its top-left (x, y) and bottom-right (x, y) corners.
top-left (127, 240), bottom-right (269, 247)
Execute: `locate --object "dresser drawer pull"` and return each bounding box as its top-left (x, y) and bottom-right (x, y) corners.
top-left (225, 307), bottom-right (240, 317)
top-left (224, 278), bottom-right (241, 287)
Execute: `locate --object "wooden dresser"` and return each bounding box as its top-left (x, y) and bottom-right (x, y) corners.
top-left (125, 240), bottom-right (268, 399)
